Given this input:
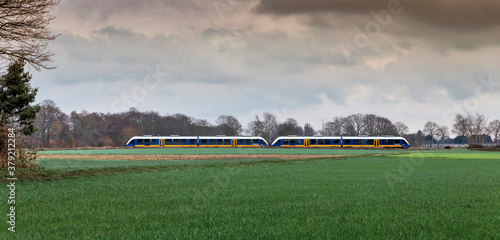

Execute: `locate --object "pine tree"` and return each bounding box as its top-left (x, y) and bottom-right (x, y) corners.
top-left (0, 59), bottom-right (40, 168)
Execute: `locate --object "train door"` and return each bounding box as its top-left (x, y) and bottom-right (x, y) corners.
top-left (231, 139), bottom-right (237, 147)
top-left (160, 139), bottom-right (164, 147)
top-left (305, 139), bottom-right (310, 147)
top-left (375, 139), bottom-right (379, 147)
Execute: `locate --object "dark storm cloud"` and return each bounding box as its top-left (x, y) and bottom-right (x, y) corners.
top-left (255, 0), bottom-right (500, 31)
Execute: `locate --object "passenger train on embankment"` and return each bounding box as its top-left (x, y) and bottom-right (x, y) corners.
top-left (126, 135), bottom-right (411, 148)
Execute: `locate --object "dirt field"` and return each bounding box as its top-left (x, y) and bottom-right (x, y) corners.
top-left (37, 154), bottom-right (349, 161)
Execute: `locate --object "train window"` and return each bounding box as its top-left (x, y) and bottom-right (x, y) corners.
top-left (239, 139), bottom-right (245, 145)
top-left (361, 139), bottom-right (366, 145)
top-left (144, 139), bottom-right (150, 145)
top-left (283, 139), bottom-right (289, 144)
top-left (333, 139), bottom-right (340, 144)
top-left (290, 139), bottom-right (296, 145)
top-left (179, 139), bottom-right (187, 145)
top-left (310, 139), bottom-right (317, 145)
top-left (344, 139), bottom-right (351, 144)
top-left (136, 139), bottom-right (143, 144)
top-left (165, 139), bottom-right (172, 145)
top-left (201, 139), bottom-right (208, 144)
top-left (367, 139), bottom-right (374, 145)
top-left (388, 140), bottom-right (394, 144)
top-left (189, 139), bottom-right (196, 144)
top-left (353, 139), bottom-right (360, 145)
top-left (252, 139), bottom-right (259, 144)
top-left (381, 140), bottom-right (387, 145)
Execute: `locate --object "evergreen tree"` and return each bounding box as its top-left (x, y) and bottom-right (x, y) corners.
top-left (0, 59), bottom-right (40, 168)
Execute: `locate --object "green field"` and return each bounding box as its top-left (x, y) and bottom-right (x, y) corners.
top-left (2, 149), bottom-right (500, 239)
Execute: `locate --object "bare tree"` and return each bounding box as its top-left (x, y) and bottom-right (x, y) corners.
top-left (0, 0), bottom-right (60, 70)
top-left (34, 99), bottom-right (65, 147)
top-left (215, 115), bottom-right (242, 136)
top-left (452, 113), bottom-right (471, 144)
top-left (488, 119), bottom-right (500, 146)
top-left (304, 123), bottom-right (314, 136)
top-left (262, 112), bottom-right (278, 141)
top-left (195, 119), bottom-right (212, 136)
top-left (436, 125), bottom-right (449, 147)
top-left (394, 122), bottom-right (409, 136)
top-left (373, 116), bottom-right (398, 136)
top-left (247, 115), bottom-right (264, 137)
top-left (324, 117), bottom-right (344, 136)
top-left (278, 118), bottom-right (303, 136)
top-left (363, 114), bottom-right (377, 135)
top-left (344, 113), bottom-right (365, 136)
top-left (423, 121), bottom-right (439, 148)
top-left (471, 112), bottom-right (488, 145)
top-left (247, 112), bottom-right (278, 142)
top-left (453, 112), bottom-right (489, 145)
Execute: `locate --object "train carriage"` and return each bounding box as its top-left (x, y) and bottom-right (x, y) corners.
top-left (125, 135), bottom-right (269, 148)
top-left (271, 135), bottom-right (410, 149)
top-left (271, 136), bottom-right (342, 148)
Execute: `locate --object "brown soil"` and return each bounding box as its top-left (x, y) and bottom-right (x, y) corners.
top-left (37, 154), bottom-right (348, 161)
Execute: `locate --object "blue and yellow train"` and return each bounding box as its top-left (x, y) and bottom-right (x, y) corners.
top-left (126, 135), bottom-right (410, 148)
top-left (270, 136), bottom-right (410, 148)
top-left (125, 135), bottom-right (269, 148)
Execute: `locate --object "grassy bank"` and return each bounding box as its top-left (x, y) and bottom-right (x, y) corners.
top-left (1, 152), bottom-right (499, 239)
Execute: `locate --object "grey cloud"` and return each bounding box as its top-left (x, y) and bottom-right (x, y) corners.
top-left (62, 0), bottom-right (208, 23)
top-left (255, 0), bottom-right (500, 31)
top-left (36, 0), bottom-right (500, 131)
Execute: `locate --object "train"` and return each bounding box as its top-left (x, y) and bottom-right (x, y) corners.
top-left (125, 135), bottom-right (269, 148)
top-left (271, 136), bottom-right (410, 148)
top-left (126, 135), bottom-right (410, 148)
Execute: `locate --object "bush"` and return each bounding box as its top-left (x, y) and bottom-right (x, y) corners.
top-left (0, 126), bottom-right (38, 169)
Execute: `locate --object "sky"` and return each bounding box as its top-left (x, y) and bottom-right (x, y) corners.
top-left (31, 0), bottom-right (500, 134)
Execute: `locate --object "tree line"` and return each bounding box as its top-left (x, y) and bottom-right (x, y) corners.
top-left (31, 100), bottom-right (316, 148)
top-left (28, 100), bottom-right (402, 148)
top-left (418, 113), bottom-right (499, 148)
top-left (26, 100), bottom-right (500, 149)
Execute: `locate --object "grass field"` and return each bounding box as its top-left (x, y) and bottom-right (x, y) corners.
top-left (1, 149), bottom-right (500, 239)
